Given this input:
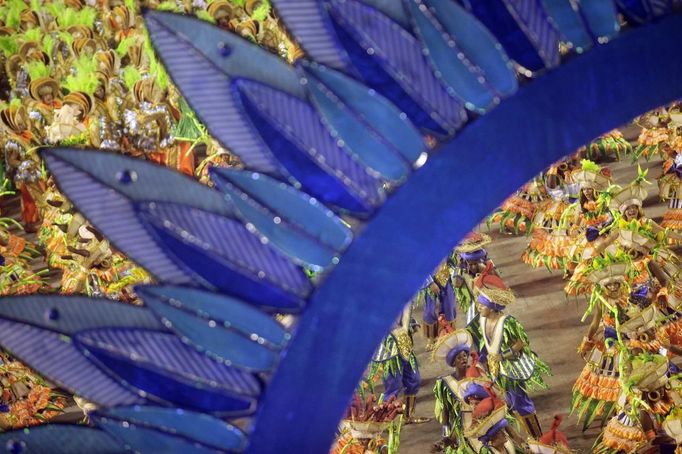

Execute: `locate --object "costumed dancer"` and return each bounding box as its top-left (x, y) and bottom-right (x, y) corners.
top-left (657, 127), bottom-right (682, 234)
top-left (371, 303), bottom-right (430, 424)
top-left (522, 162), bottom-right (574, 271)
top-left (464, 398), bottom-right (522, 453)
top-left (452, 232), bottom-right (495, 345)
top-left (474, 265), bottom-right (550, 439)
top-left (563, 160), bottom-right (613, 295)
top-left (422, 260), bottom-right (456, 351)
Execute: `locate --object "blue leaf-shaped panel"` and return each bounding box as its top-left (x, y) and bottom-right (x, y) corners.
top-left (75, 328), bottom-right (261, 416)
top-left (0, 321), bottom-right (146, 406)
top-left (0, 295), bottom-right (162, 334)
top-left (459, 0), bottom-right (560, 72)
top-left (42, 149), bottom-right (218, 285)
top-left (405, 0), bottom-right (497, 112)
top-left (417, 0), bottom-right (518, 99)
top-left (327, 0), bottom-right (468, 134)
top-left (0, 425), bottom-right (122, 454)
top-left (210, 167), bottom-right (352, 251)
top-left (361, 0), bottom-right (411, 27)
top-left (138, 286), bottom-right (289, 372)
top-left (269, 0), bottom-right (352, 70)
top-left (144, 10), bottom-right (301, 175)
top-left (301, 62), bottom-right (425, 163)
top-left (136, 201), bottom-right (311, 311)
top-left (541, 0), bottom-right (592, 51)
top-left (235, 79), bottom-right (385, 213)
top-left (579, 0), bottom-right (620, 41)
top-left (209, 170), bottom-right (341, 270)
top-left (93, 406), bottom-right (248, 453)
top-left (616, 0), bottom-right (673, 24)
top-left (95, 421), bottom-right (219, 454)
top-left (304, 69), bottom-right (412, 182)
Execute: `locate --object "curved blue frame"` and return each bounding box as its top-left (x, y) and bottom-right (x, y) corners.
top-left (247, 14), bottom-right (682, 453)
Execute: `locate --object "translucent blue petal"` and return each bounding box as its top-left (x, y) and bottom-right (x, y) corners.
top-left (234, 79), bottom-right (385, 214)
top-left (419, 0), bottom-right (518, 98)
top-left (137, 286), bottom-right (289, 372)
top-left (406, 0), bottom-right (496, 112)
top-left (93, 406), bottom-right (247, 453)
top-left (579, 0), bottom-right (620, 40)
top-left (269, 0), bottom-right (352, 70)
top-left (75, 328), bottom-right (260, 416)
top-left (0, 321), bottom-right (146, 406)
top-left (327, 0), bottom-right (467, 134)
top-left (301, 62), bottom-right (425, 163)
top-left (541, 0), bottom-right (593, 51)
top-left (0, 425), bottom-right (122, 454)
top-left (0, 295), bottom-right (162, 334)
top-left (459, 0), bottom-right (561, 72)
top-left (304, 68), bottom-right (412, 181)
top-left (361, 0), bottom-right (410, 27)
top-left (209, 170), bottom-right (340, 269)
top-left (210, 167), bottom-right (352, 251)
top-left (144, 10), bottom-right (301, 175)
top-left (136, 201), bottom-right (311, 311)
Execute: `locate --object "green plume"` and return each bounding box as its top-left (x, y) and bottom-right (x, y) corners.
top-left (56, 8), bottom-right (79, 28)
top-left (124, 0), bottom-right (137, 12)
top-left (122, 65), bottom-right (142, 90)
top-left (42, 33), bottom-right (55, 56)
top-left (115, 36), bottom-right (137, 57)
top-left (63, 53), bottom-right (99, 94)
top-left (25, 60), bottom-right (51, 80)
top-left (0, 36), bottom-right (18, 57)
top-left (76, 7), bottom-right (97, 28)
top-left (22, 27), bottom-right (43, 43)
top-left (580, 159), bottom-right (600, 173)
top-left (196, 10), bottom-right (216, 24)
top-left (156, 1), bottom-right (180, 11)
top-left (9, 98), bottom-right (21, 108)
top-left (3, 0), bottom-right (27, 30)
top-left (251, 2), bottom-right (271, 21)
top-left (57, 31), bottom-right (74, 47)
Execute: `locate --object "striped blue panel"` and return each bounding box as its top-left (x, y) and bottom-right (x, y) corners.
top-left (0, 321), bottom-right (146, 406)
top-left (0, 295), bottom-right (162, 334)
top-left (235, 79), bottom-right (385, 210)
top-left (305, 71), bottom-right (411, 182)
top-left (329, 0), bottom-right (468, 133)
top-left (75, 328), bottom-right (259, 416)
top-left (45, 149), bottom-right (232, 215)
top-left (210, 167), bottom-right (352, 251)
top-left (0, 425), bottom-right (122, 454)
top-left (541, 0), bottom-right (592, 50)
top-left (137, 201), bottom-right (312, 301)
top-left (421, 0), bottom-right (518, 98)
top-left (209, 171), bottom-right (340, 269)
top-left (44, 152), bottom-right (194, 285)
top-left (617, 0), bottom-right (673, 23)
top-left (94, 406), bottom-right (247, 452)
top-left (461, 0), bottom-right (559, 72)
top-left (301, 62), bottom-right (425, 163)
top-left (508, 0), bottom-right (561, 69)
top-left (270, 0), bottom-right (352, 70)
top-left (138, 286), bottom-right (288, 372)
top-left (579, 0), bottom-right (620, 41)
top-left (144, 11), bottom-right (297, 176)
top-left (75, 329), bottom-right (261, 395)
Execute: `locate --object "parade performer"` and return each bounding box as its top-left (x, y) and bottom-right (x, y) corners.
top-left (422, 259), bottom-right (456, 351)
top-left (465, 398), bottom-right (522, 454)
top-left (371, 303), bottom-right (430, 424)
top-left (474, 264), bottom-right (550, 438)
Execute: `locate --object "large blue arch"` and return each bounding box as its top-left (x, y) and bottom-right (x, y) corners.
top-left (247, 13), bottom-right (682, 453)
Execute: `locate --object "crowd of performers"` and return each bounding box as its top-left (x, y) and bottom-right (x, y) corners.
top-left (0, 0), bottom-right (300, 431)
top-left (350, 104), bottom-right (682, 453)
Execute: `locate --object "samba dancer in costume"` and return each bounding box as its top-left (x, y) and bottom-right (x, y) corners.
top-left (474, 265), bottom-right (550, 439)
top-left (371, 303), bottom-right (430, 424)
top-left (422, 259), bottom-right (457, 351)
